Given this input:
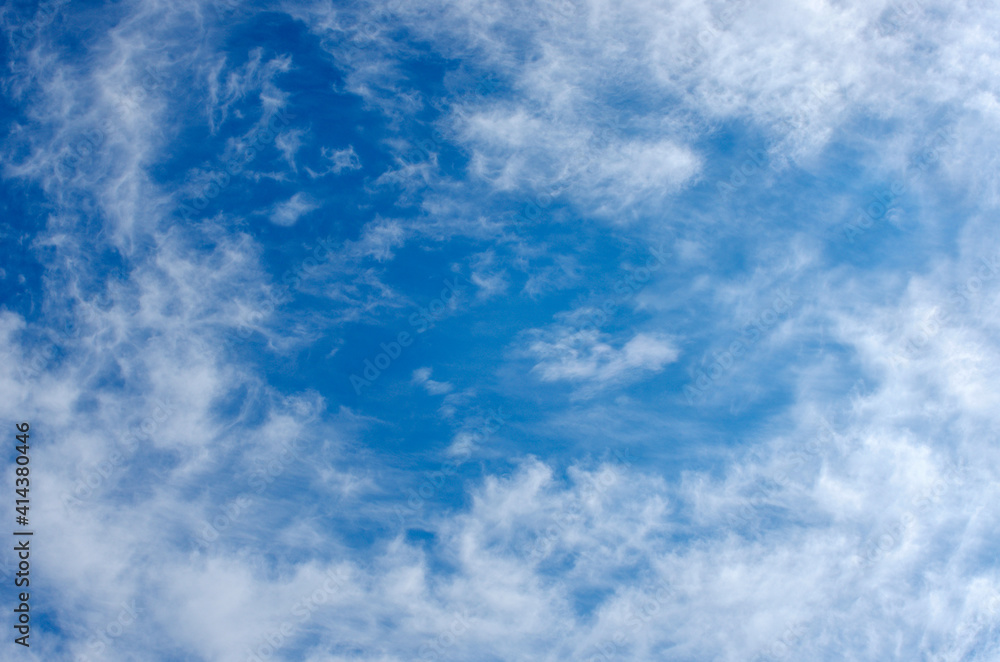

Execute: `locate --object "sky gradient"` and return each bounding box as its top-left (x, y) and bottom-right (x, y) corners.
top-left (2, 0), bottom-right (1000, 660)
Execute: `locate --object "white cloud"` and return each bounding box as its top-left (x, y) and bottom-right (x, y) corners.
top-left (468, 250), bottom-right (508, 300)
top-left (306, 145), bottom-right (363, 178)
top-left (412, 366), bottom-right (454, 395)
top-left (7, 0), bottom-right (1000, 661)
top-left (268, 192), bottom-right (319, 226)
top-left (327, 144), bottom-right (362, 173)
top-left (275, 128), bottom-right (306, 171)
top-left (526, 328), bottom-right (679, 388)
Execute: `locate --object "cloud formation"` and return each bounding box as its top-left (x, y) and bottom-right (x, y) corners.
top-left (2, 0), bottom-right (999, 660)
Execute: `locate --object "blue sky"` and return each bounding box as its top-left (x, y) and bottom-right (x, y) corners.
top-left (2, 0), bottom-right (1000, 660)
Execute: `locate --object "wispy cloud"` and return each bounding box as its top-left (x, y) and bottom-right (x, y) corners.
top-left (268, 192), bottom-right (318, 226)
top-left (525, 328), bottom-right (679, 390)
top-left (3, 0), bottom-right (1000, 659)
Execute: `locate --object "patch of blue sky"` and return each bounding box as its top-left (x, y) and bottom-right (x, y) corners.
top-left (5, 0), bottom-right (1000, 658)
